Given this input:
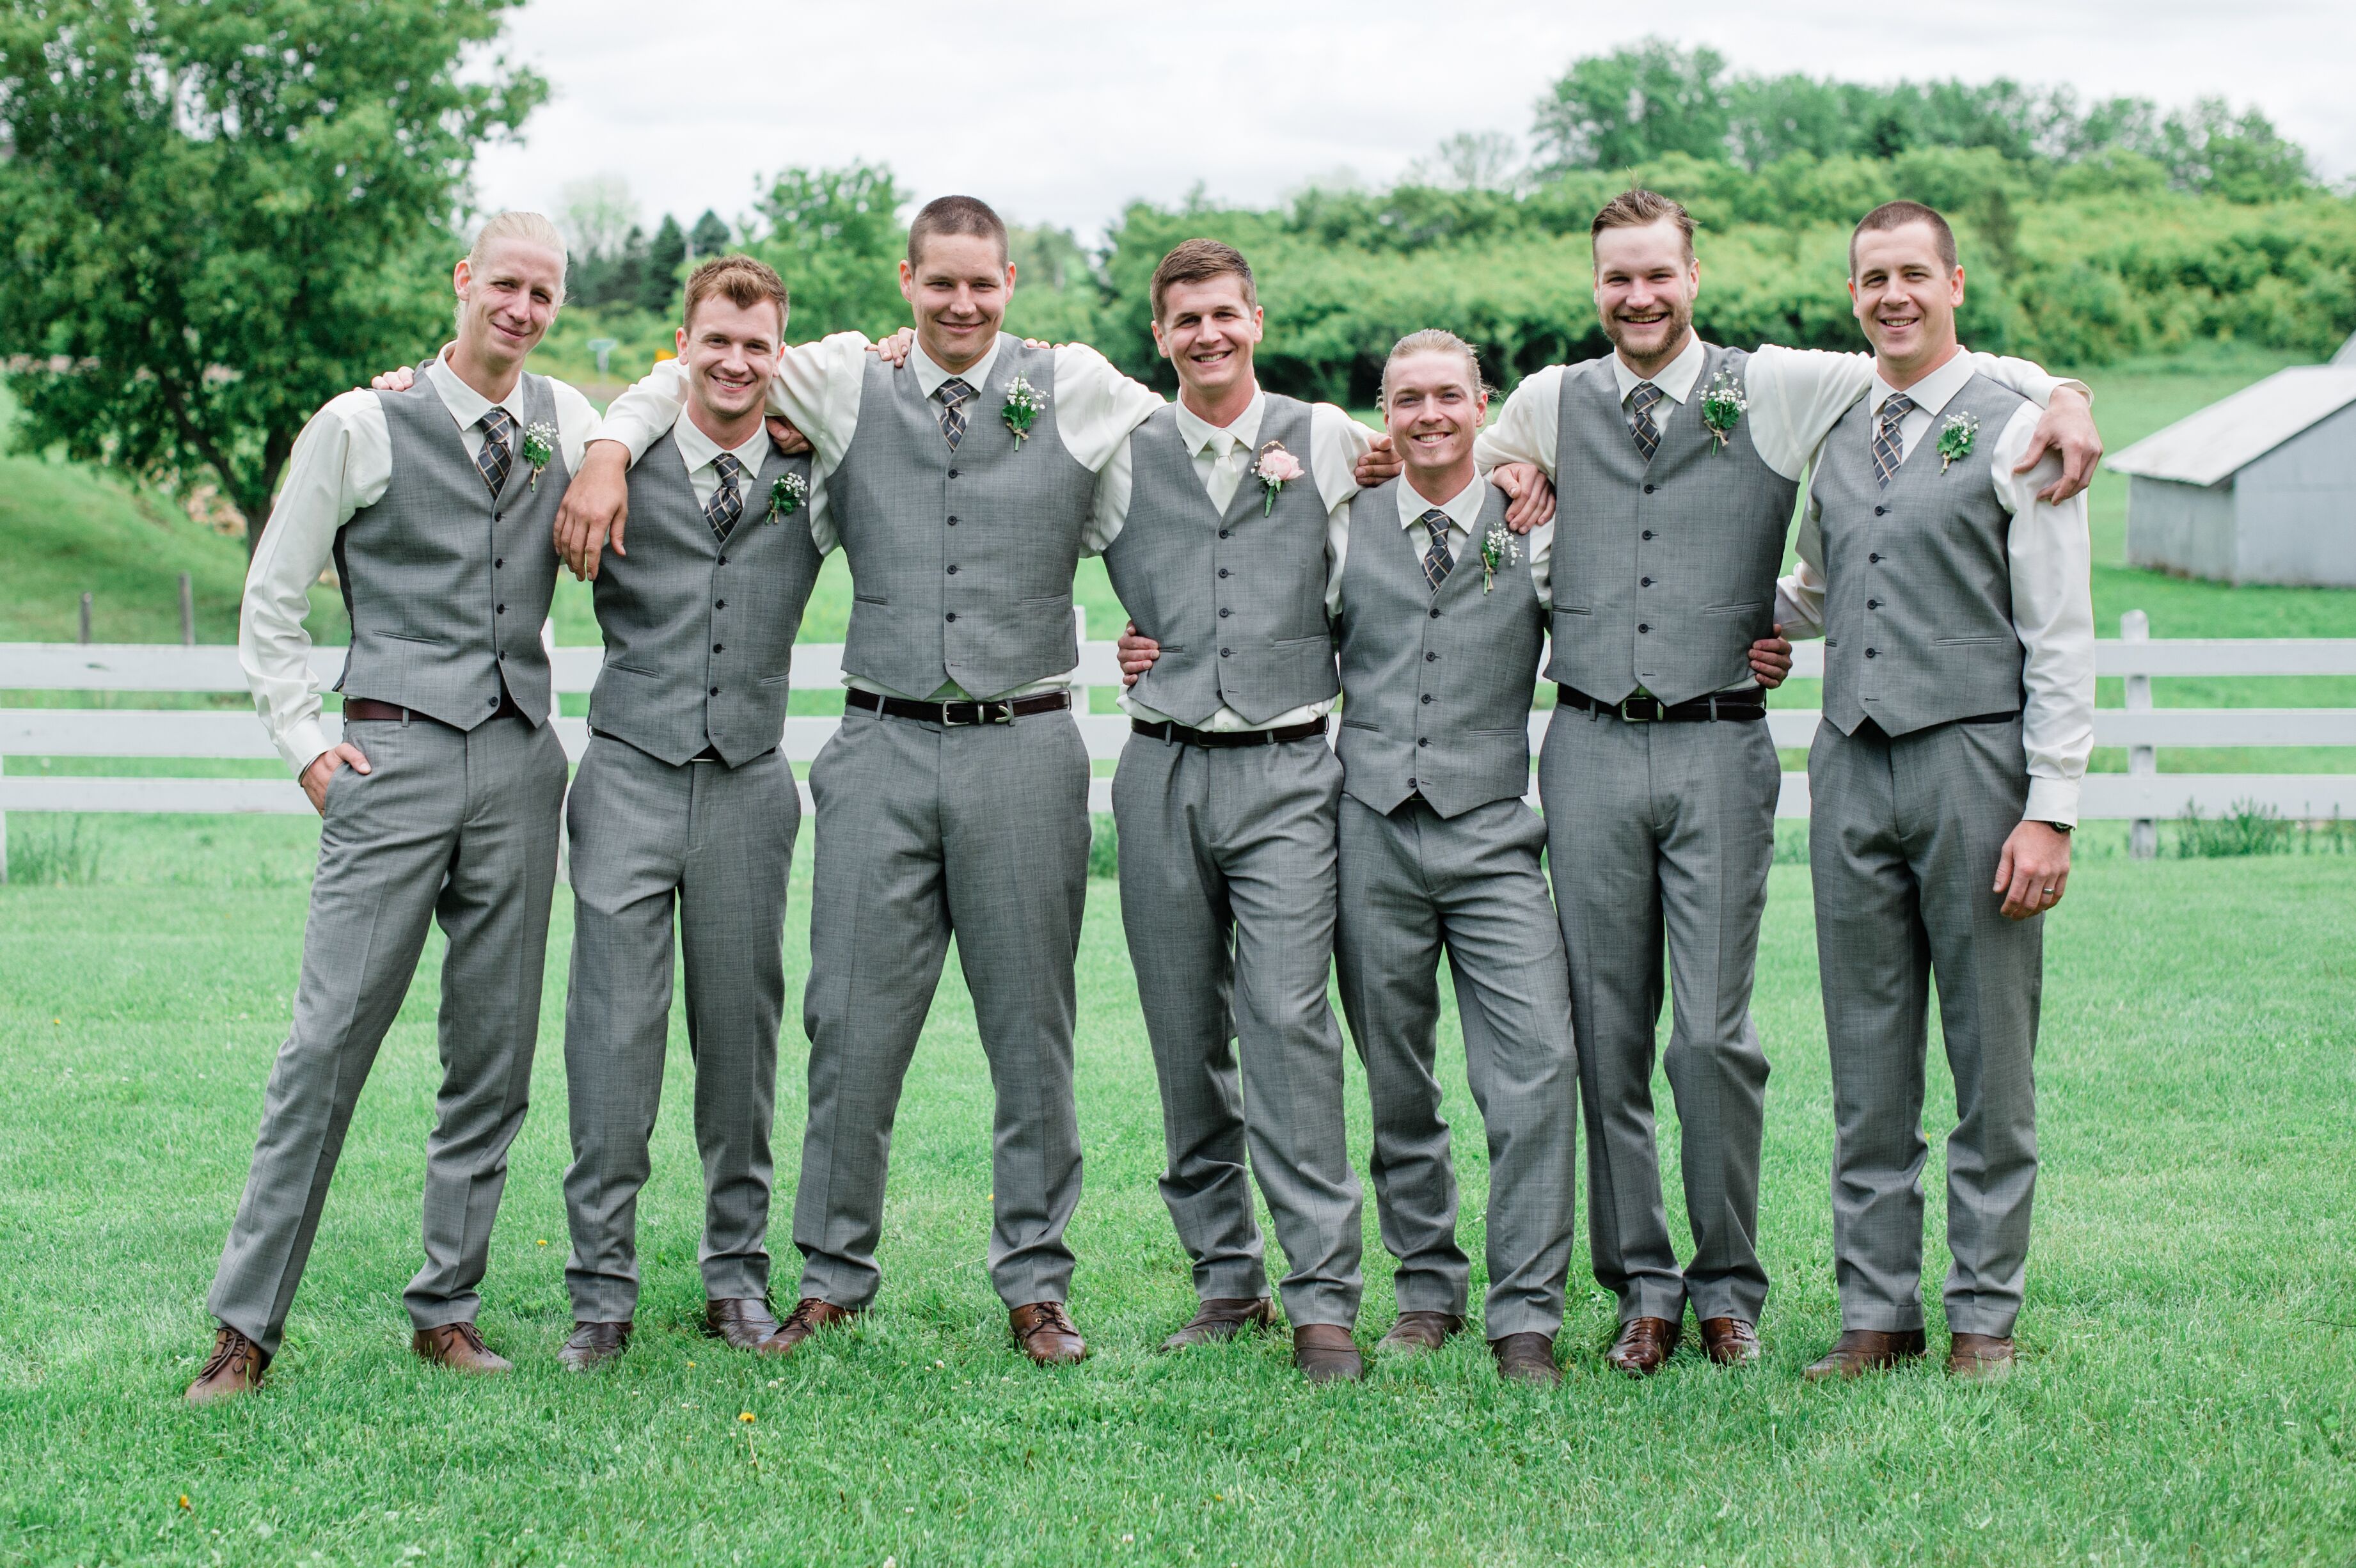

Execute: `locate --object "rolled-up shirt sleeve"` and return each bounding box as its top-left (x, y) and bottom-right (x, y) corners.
top-left (1472, 367), bottom-right (1563, 477)
top-left (1992, 405), bottom-right (2096, 825)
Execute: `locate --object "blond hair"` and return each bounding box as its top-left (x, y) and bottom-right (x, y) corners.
top-left (1379, 328), bottom-right (1489, 408)
top-left (463, 210), bottom-right (570, 308)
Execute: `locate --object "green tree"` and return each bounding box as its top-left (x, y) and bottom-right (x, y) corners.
top-left (1531, 40), bottom-right (1732, 173)
top-left (688, 208), bottom-right (731, 260)
top-left (642, 214), bottom-right (687, 313)
top-left (0, 0), bottom-right (544, 553)
top-left (745, 161), bottom-right (908, 341)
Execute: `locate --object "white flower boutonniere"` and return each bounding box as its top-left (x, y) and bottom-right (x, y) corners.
top-left (1253, 441), bottom-right (1304, 517)
top-left (768, 471), bottom-right (809, 522)
top-left (1699, 368), bottom-right (1747, 454)
top-left (1937, 411), bottom-right (1980, 473)
top-left (1002, 376), bottom-right (1046, 448)
top-left (520, 422), bottom-right (558, 490)
top-left (1480, 521), bottom-right (1520, 594)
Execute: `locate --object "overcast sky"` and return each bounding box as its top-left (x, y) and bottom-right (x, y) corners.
top-left (470, 0), bottom-right (2354, 242)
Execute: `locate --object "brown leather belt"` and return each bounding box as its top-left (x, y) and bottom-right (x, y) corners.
top-left (344, 692), bottom-right (526, 726)
top-left (845, 688), bottom-right (1071, 725)
top-left (1131, 717), bottom-right (1330, 748)
top-left (1558, 685), bottom-right (1766, 723)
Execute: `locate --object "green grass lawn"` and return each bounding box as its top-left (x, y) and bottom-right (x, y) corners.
top-left (0, 817), bottom-right (2350, 1564)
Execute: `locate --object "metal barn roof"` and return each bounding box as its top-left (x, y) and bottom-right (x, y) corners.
top-left (2105, 365), bottom-right (2356, 487)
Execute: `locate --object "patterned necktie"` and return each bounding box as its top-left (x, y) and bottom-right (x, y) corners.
top-left (1628, 381), bottom-right (1663, 462)
top-left (1874, 393), bottom-right (1916, 489)
top-left (705, 452), bottom-right (743, 542)
top-left (935, 377), bottom-right (976, 451)
top-left (476, 408), bottom-right (514, 497)
top-left (1420, 511), bottom-right (1455, 592)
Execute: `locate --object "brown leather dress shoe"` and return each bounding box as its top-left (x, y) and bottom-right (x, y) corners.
top-left (1291, 1322), bottom-right (1365, 1383)
top-left (1490, 1332), bottom-right (1561, 1386)
top-left (1947, 1333), bottom-right (2016, 1382)
top-left (1158, 1297), bottom-right (1276, 1352)
top-left (186, 1325), bottom-right (268, 1405)
top-left (704, 1298), bottom-right (782, 1352)
top-left (1375, 1311), bottom-right (1465, 1354)
top-left (1802, 1328), bottom-right (1927, 1382)
top-left (413, 1322), bottom-right (512, 1375)
top-left (1010, 1301), bottom-right (1087, 1365)
top-left (557, 1320), bottom-right (633, 1372)
top-left (1604, 1316), bottom-right (1682, 1377)
top-left (761, 1297), bottom-right (857, 1355)
top-left (1698, 1317), bottom-right (1761, 1366)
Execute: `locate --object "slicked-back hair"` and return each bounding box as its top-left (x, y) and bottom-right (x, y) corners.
top-left (907, 194), bottom-right (1009, 269)
top-left (459, 211), bottom-right (568, 335)
top-left (1850, 200), bottom-right (1958, 275)
top-left (1380, 328), bottom-right (1490, 408)
top-left (682, 253), bottom-right (789, 338)
top-left (1590, 189), bottom-right (1695, 264)
top-left (1151, 239), bottom-right (1258, 322)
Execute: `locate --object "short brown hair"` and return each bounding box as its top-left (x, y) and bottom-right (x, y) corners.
top-left (908, 194), bottom-right (1008, 267)
top-left (1850, 200), bottom-right (1958, 274)
top-left (682, 254), bottom-right (788, 337)
top-left (1151, 239), bottom-right (1258, 321)
top-left (1591, 189), bottom-right (1695, 263)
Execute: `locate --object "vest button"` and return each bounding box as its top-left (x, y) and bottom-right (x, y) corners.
top-left (1418, 738), bottom-right (1430, 747)
top-left (1218, 608), bottom-right (1231, 618)
top-left (1869, 553), bottom-right (1882, 563)
top-left (1407, 777), bottom-right (1416, 788)
top-left (1428, 607), bottom-right (1440, 619)
top-left (1866, 599), bottom-right (1879, 610)
top-left (1865, 649), bottom-right (1879, 659)
top-left (710, 686), bottom-right (720, 695)
top-left (716, 555), bottom-right (728, 566)
top-left (1640, 577), bottom-right (1652, 587)
top-left (1218, 568), bottom-right (1230, 579)
top-left (714, 644), bottom-right (724, 653)
top-left (494, 557), bottom-right (503, 568)
top-left (488, 697), bottom-right (499, 709)
top-left (1219, 530), bottom-right (1231, 539)
top-left (1220, 647), bottom-right (1232, 658)
top-left (947, 516), bottom-right (959, 525)
top-left (1875, 505), bottom-right (1888, 516)
top-left (1420, 693), bottom-right (1433, 704)
top-left (945, 612), bottom-right (958, 622)
top-left (1425, 651), bottom-right (1437, 662)
top-left (1643, 483), bottom-right (1656, 494)
top-left (715, 599), bottom-right (727, 610)
top-left (1638, 623), bottom-right (1651, 633)
top-left (946, 564), bottom-right (959, 574)
top-left (496, 603), bottom-right (505, 614)
top-left (947, 468), bottom-right (960, 479)
top-left (1642, 530), bottom-right (1654, 540)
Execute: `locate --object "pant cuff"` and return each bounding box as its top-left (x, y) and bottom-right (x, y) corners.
top-left (1840, 1303), bottom-right (1927, 1334)
top-left (1943, 1306), bottom-right (2020, 1338)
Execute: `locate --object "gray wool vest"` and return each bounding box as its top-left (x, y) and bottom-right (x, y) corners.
top-left (825, 336), bottom-right (1097, 700)
top-left (1546, 345), bottom-right (1798, 707)
top-left (1101, 397), bottom-right (1340, 726)
top-left (588, 426), bottom-right (823, 767)
top-left (1814, 372), bottom-right (2031, 738)
top-left (333, 374), bottom-right (565, 729)
top-left (1334, 481), bottom-right (1548, 820)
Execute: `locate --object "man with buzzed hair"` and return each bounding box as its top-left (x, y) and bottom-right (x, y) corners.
top-left (559, 196), bottom-right (1162, 1366)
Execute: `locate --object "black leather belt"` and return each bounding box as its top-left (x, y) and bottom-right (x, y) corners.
top-left (1131, 716), bottom-right (1330, 748)
top-left (846, 688), bottom-right (1071, 725)
top-left (1558, 685), bottom-right (1766, 723)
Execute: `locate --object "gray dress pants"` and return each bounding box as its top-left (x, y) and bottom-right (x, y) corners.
top-left (1809, 717), bottom-right (2042, 1338)
top-left (207, 712), bottom-right (566, 1357)
top-left (560, 738), bottom-right (799, 1322)
top-left (1334, 795), bottom-right (1578, 1340)
top-left (793, 704), bottom-right (1090, 1312)
top-left (1539, 708), bottom-right (1778, 1326)
top-left (1112, 731), bottom-right (1363, 1329)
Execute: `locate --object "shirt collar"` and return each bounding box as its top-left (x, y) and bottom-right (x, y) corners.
top-left (911, 335), bottom-right (1003, 400)
top-left (1871, 345), bottom-right (1975, 420)
top-left (1173, 386), bottom-right (1265, 459)
top-left (671, 405), bottom-right (773, 475)
top-left (1612, 332), bottom-right (1707, 406)
top-left (426, 348), bottom-right (523, 432)
top-left (1396, 469), bottom-right (1488, 535)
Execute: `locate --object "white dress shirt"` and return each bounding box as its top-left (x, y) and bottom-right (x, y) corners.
top-left (597, 333), bottom-right (1163, 700)
top-left (1773, 347), bottom-right (2096, 825)
top-left (1361, 467), bottom-right (1556, 605)
top-left (239, 351), bottom-right (600, 776)
top-left (666, 409), bottom-right (832, 546)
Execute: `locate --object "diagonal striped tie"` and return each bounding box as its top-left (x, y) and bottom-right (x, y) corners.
top-left (1628, 381), bottom-right (1663, 462)
top-left (934, 377), bottom-right (976, 451)
top-left (706, 452), bottom-right (743, 542)
top-left (476, 408), bottom-right (514, 497)
top-left (1420, 510), bottom-right (1455, 592)
top-left (1874, 393), bottom-right (1915, 489)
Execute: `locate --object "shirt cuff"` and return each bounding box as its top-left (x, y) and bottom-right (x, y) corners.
top-left (282, 718), bottom-right (333, 780)
top-left (2024, 775), bottom-right (2079, 828)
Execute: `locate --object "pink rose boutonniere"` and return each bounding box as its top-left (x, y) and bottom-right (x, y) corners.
top-left (1253, 441), bottom-right (1304, 517)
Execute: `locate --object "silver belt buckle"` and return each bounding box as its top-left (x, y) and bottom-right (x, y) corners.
top-left (1618, 695), bottom-right (1659, 723)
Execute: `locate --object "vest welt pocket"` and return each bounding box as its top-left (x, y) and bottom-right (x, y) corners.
top-left (1556, 605), bottom-right (1593, 615)
top-left (1340, 718), bottom-right (1379, 731)
top-left (853, 592), bottom-right (889, 606)
top-left (1466, 727), bottom-right (1526, 736)
top-left (1270, 633), bottom-right (1332, 649)
top-left (1702, 601), bottom-right (1767, 617)
top-left (758, 670), bottom-right (793, 686)
top-left (373, 629), bottom-right (439, 645)
top-left (603, 659), bottom-right (660, 677)
top-left (1933, 635), bottom-right (2011, 645)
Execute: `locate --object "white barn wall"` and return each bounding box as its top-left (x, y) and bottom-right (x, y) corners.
top-left (2127, 476), bottom-right (2236, 580)
top-left (2233, 400), bottom-right (2356, 587)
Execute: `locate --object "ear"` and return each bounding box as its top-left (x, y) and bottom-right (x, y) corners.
top-left (1003, 262), bottom-right (1018, 294)
top-left (1950, 262), bottom-right (1966, 306)
top-left (452, 258), bottom-right (473, 299)
top-left (1150, 316), bottom-right (1171, 360)
top-left (675, 323), bottom-right (689, 359)
top-left (897, 258), bottom-right (915, 303)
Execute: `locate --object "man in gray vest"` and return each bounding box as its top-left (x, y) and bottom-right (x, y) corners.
top-left (553, 255), bottom-right (825, 1371)
top-left (560, 196), bottom-right (1163, 1365)
top-left (189, 214), bottom-right (592, 1402)
top-left (1776, 201), bottom-right (2092, 1384)
top-left (1476, 189), bottom-right (2100, 1376)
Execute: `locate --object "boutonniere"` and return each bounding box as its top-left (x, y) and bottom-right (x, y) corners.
top-left (1938, 411), bottom-right (1980, 473)
top-left (1699, 368), bottom-right (1747, 454)
top-left (520, 422), bottom-right (557, 489)
top-left (1002, 376), bottom-right (1046, 448)
top-left (1480, 521), bottom-right (1520, 594)
top-left (768, 471), bottom-right (808, 521)
top-left (1253, 441), bottom-right (1304, 517)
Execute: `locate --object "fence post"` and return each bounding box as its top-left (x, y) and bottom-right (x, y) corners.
top-left (2124, 610), bottom-right (2156, 859)
top-left (78, 592), bottom-right (92, 645)
top-left (180, 573), bottom-right (195, 646)
top-left (0, 754), bottom-right (8, 885)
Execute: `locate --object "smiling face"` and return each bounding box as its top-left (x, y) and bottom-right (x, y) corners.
top-left (1152, 274), bottom-right (1263, 409)
top-left (678, 292), bottom-right (783, 436)
top-left (452, 237), bottom-right (565, 374)
top-left (1382, 347), bottom-right (1488, 495)
top-left (899, 231), bottom-right (1013, 372)
top-left (1849, 220), bottom-right (1965, 381)
top-left (1592, 217), bottom-right (1698, 373)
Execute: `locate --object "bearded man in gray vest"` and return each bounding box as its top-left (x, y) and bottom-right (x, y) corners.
top-left (562, 197), bottom-right (1163, 1365)
top-left (1775, 202), bottom-right (2093, 1384)
top-left (188, 214), bottom-right (592, 1403)
top-left (549, 255), bottom-right (825, 1371)
top-left (1475, 189), bottom-right (2101, 1376)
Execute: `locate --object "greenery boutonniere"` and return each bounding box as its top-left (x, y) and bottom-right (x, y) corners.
top-left (1002, 376), bottom-right (1046, 448)
top-left (1699, 368), bottom-right (1747, 454)
top-left (1937, 411), bottom-right (1980, 473)
top-left (1253, 441), bottom-right (1304, 517)
top-left (768, 471), bottom-right (809, 521)
top-left (1480, 521), bottom-right (1520, 594)
top-left (520, 422), bottom-right (557, 489)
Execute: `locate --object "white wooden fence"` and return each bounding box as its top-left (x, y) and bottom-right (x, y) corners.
top-left (4, 614), bottom-right (2353, 878)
